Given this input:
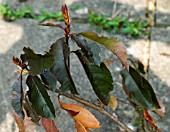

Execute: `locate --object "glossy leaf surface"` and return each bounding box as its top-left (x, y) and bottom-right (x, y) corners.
top-left (50, 38), bottom-right (78, 94)
top-left (41, 70), bottom-right (57, 92)
top-left (75, 50), bottom-right (113, 105)
top-left (26, 75), bottom-right (55, 118)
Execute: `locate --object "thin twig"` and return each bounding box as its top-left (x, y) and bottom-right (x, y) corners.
top-left (116, 98), bottom-right (132, 105)
top-left (55, 89), bottom-right (134, 132)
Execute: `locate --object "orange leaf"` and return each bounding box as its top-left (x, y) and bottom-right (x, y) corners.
top-left (42, 118), bottom-right (59, 132)
top-left (75, 121), bottom-right (89, 132)
top-left (143, 109), bottom-right (156, 128)
top-left (108, 95), bottom-right (118, 111)
top-left (60, 101), bottom-right (100, 129)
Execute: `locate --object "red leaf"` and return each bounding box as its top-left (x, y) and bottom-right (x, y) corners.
top-left (42, 118), bottom-right (59, 132)
top-left (61, 4), bottom-right (70, 26)
top-left (143, 109), bottom-right (156, 128)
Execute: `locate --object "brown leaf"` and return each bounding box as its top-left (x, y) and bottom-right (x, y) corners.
top-left (108, 95), bottom-right (118, 111)
top-left (60, 101), bottom-right (100, 129)
top-left (42, 118), bottom-right (59, 132)
top-left (14, 111), bottom-right (36, 132)
top-left (13, 56), bottom-right (26, 69)
top-left (75, 121), bottom-right (89, 132)
top-left (154, 98), bottom-right (165, 118)
top-left (14, 112), bottom-right (25, 132)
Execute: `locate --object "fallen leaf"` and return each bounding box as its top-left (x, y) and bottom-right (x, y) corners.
top-left (60, 101), bottom-right (100, 129)
top-left (42, 118), bottom-right (59, 132)
top-left (75, 121), bottom-right (89, 132)
top-left (108, 95), bottom-right (118, 111)
top-left (154, 97), bottom-right (165, 118)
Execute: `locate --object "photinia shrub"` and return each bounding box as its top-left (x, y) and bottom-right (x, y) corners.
top-left (12, 4), bottom-right (163, 132)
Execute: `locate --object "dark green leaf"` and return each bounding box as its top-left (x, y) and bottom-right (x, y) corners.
top-left (80, 31), bottom-right (129, 69)
top-left (71, 34), bottom-right (101, 65)
top-left (11, 79), bottom-right (24, 119)
top-left (75, 50), bottom-right (113, 105)
top-left (40, 70), bottom-right (57, 92)
top-left (24, 99), bottom-right (40, 125)
top-left (26, 75), bottom-right (55, 118)
top-left (50, 38), bottom-right (78, 94)
top-left (129, 58), bottom-right (145, 74)
top-left (121, 66), bottom-right (160, 110)
top-left (21, 47), bottom-right (54, 76)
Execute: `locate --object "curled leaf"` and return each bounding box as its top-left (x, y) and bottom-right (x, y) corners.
top-left (60, 101), bottom-right (101, 129)
top-left (108, 95), bottom-right (118, 111)
top-left (42, 118), bottom-right (59, 132)
top-left (13, 56), bottom-right (26, 69)
top-left (50, 38), bottom-right (78, 94)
